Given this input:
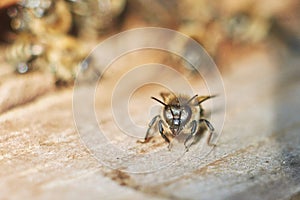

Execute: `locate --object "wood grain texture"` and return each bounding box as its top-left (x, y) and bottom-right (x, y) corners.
top-left (0, 72), bottom-right (54, 114)
top-left (0, 49), bottom-right (299, 200)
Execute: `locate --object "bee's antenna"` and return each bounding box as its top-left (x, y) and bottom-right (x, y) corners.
top-left (187, 94), bottom-right (198, 104)
top-left (198, 95), bottom-right (217, 104)
top-left (169, 107), bottom-right (175, 116)
top-left (151, 96), bottom-right (168, 106)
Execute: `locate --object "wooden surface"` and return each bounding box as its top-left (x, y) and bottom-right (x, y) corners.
top-left (0, 48), bottom-right (300, 200)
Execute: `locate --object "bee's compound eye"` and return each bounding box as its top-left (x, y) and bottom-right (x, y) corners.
top-left (181, 109), bottom-right (189, 120)
top-left (164, 109), bottom-right (173, 120)
top-left (181, 106), bottom-right (192, 123)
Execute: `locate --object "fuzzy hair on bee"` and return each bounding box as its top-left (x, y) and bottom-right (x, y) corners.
top-left (144, 92), bottom-right (216, 150)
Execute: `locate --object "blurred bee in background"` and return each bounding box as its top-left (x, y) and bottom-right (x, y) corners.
top-left (3, 32), bottom-right (87, 82)
top-left (166, 0), bottom-right (298, 71)
top-left (3, 0), bottom-right (298, 82)
top-left (68, 0), bottom-right (126, 39)
top-left (170, 0), bottom-right (275, 72)
top-left (144, 92), bottom-right (216, 151)
top-left (7, 0), bottom-right (72, 34)
top-left (3, 0), bottom-right (126, 84)
top-left (4, 0), bottom-right (80, 82)
top-left (3, 33), bottom-right (44, 74)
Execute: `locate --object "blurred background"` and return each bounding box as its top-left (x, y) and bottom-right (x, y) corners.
top-left (0, 0), bottom-right (299, 83)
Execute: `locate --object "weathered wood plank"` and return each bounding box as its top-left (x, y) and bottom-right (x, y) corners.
top-left (0, 72), bottom-right (54, 114)
top-left (0, 50), bottom-right (299, 200)
top-left (0, 90), bottom-right (166, 200)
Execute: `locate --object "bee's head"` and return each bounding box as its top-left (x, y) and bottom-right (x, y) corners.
top-left (151, 96), bottom-right (194, 135)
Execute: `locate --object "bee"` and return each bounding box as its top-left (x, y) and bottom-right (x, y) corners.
top-left (144, 92), bottom-right (216, 150)
top-left (3, 33), bottom-right (45, 73)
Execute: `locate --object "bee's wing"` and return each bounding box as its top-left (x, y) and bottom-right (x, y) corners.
top-left (197, 95), bottom-right (217, 104)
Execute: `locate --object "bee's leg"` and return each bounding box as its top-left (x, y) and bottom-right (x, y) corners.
top-left (184, 120), bottom-right (197, 151)
top-left (199, 118), bottom-right (216, 146)
top-left (158, 120), bottom-right (170, 145)
top-left (144, 115), bottom-right (161, 142)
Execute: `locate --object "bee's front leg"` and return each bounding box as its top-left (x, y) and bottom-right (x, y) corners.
top-left (199, 118), bottom-right (216, 146)
top-left (158, 120), bottom-right (170, 145)
top-left (184, 120), bottom-right (197, 151)
top-left (143, 115), bottom-right (161, 143)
